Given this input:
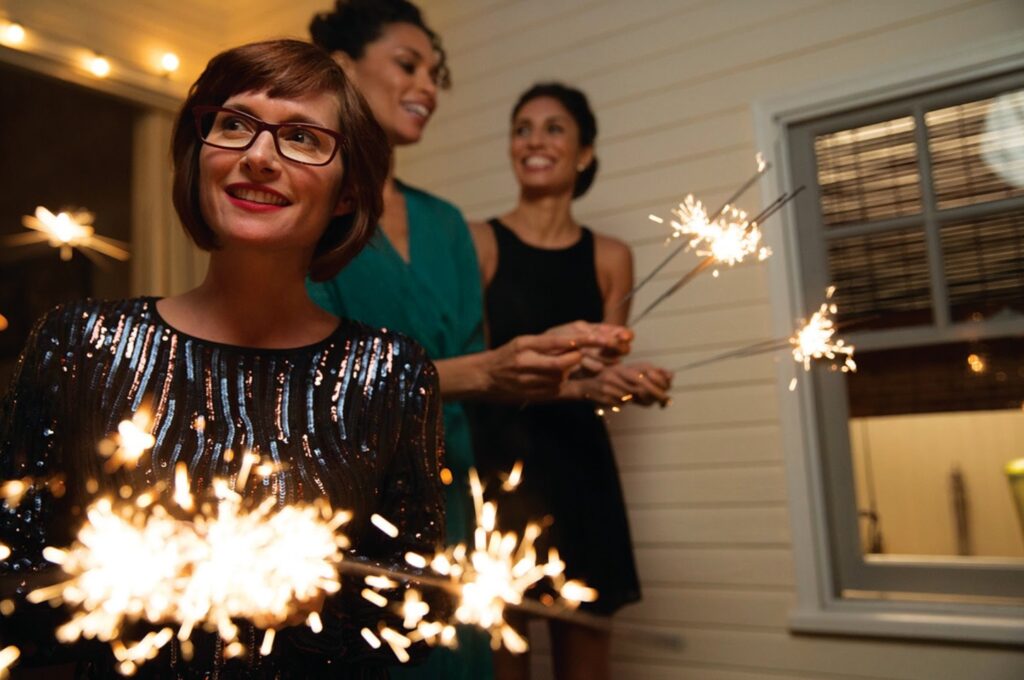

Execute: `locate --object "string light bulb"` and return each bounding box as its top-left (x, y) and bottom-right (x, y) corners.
top-left (0, 21), bottom-right (25, 46)
top-left (160, 51), bottom-right (180, 74)
top-left (86, 54), bottom-right (111, 78)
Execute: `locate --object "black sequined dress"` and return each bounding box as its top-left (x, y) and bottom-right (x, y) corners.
top-left (469, 219), bottom-right (641, 616)
top-left (0, 298), bottom-right (446, 678)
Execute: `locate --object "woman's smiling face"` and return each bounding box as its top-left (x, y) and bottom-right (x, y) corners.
top-left (336, 22), bottom-right (440, 146)
top-left (198, 90), bottom-right (347, 254)
top-left (509, 96), bottom-right (593, 197)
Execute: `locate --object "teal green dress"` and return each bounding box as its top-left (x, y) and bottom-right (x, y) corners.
top-left (307, 181), bottom-right (494, 680)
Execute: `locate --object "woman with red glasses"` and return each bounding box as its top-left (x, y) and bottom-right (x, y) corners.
top-left (1, 39), bottom-right (445, 678)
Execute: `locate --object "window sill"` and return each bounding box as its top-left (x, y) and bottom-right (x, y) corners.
top-left (789, 601), bottom-right (1024, 646)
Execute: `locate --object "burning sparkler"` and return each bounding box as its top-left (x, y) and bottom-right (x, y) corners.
top-left (789, 286), bottom-right (856, 373)
top-left (357, 467), bottom-right (597, 658)
top-left (28, 473), bottom-right (351, 676)
top-left (669, 286), bottom-right (857, 383)
top-left (619, 154), bottom-right (770, 311)
top-left (5, 206), bottom-right (130, 262)
top-left (630, 185), bottom-right (803, 325)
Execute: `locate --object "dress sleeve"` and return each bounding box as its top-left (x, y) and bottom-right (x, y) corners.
top-left (278, 342), bottom-right (449, 669)
top-left (0, 307), bottom-right (67, 581)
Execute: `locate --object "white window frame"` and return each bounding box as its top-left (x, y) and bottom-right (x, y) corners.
top-left (752, 31), bottom-right (1024, 646)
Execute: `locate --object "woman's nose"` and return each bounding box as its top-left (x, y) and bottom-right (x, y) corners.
top-left (242, 131), bottom-right (281, 174)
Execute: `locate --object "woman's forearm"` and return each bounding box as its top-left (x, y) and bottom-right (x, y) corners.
top-left (435, 353), bottom-right (492, 401)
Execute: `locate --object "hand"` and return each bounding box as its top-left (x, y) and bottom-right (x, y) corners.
top-left (483, 334), bottom-right (585, 400)
top-left (568, 361), bottom-right (673, 408)
top-left (544, 321), bottom-right (633, 374)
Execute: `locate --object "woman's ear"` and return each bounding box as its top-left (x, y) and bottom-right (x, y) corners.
top-left (331, 51), bottom-right (358, 83)
top-left (577, 145), bottom-right (595, 172)
top-left (334, 194), bottom-right (355, 217)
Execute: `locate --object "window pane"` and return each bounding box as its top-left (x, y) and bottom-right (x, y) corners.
top-left (827, 228), bottom-right (933, 329)
top-left (926, 90), bottom-right (1024, 211)
top-left (814, 117), bottom-right (921, 227)
top-left (941, 208), bottom-right (1024, 323)
top-left (847, 338), bottom-right (1024, 559)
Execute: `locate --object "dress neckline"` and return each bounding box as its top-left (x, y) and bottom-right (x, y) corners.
top-left (147, 297), bottom-right (345, 355)
top-left (489, 218), bottom-right (589, 253)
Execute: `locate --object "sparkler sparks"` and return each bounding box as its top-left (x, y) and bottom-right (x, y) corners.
top-left (29, 474), bottom-right (351, 675)
top-left (630, 185), bottom-right (803, 326)
top-left (790, 287), bottom-right (856, 373)
top-left (347, 464), bottom-right (601, 660)
top-left (5, 207), bottom-right (130, 262)
top-left (0, 646), bottom-right (20, 679)
top-left (620, 154), bottom-right (772, 310)
top-left (668, 287), bottom-right (857, 381)
top-left (97, 412), bottom-right (155, 472)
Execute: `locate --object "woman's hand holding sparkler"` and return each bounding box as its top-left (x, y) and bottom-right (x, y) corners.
top-left (543, 321), bottom-right (633, 374)
top-left (478, 324), bottom-right (631, 401)
top-left (567, 362), bottom-right (673, 408)
top-left (480, 334), bottom-right (586, 400)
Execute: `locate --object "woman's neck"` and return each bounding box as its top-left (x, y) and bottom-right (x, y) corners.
top-left (159, 249), bottom-right (336, 349)
top-left (502, 191), bottom-right (578, 248)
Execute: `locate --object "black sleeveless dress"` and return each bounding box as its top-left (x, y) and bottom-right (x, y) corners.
top-left (469, 219), bottom-right (640, 616)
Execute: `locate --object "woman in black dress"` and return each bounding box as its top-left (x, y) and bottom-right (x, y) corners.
top-left (469, 83), bottom-right (674, 680)
top-left (0, 40), bottom-right (445, 678)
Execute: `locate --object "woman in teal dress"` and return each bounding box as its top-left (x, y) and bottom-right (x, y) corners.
top-left (306, 2), bottom-right (629, 678)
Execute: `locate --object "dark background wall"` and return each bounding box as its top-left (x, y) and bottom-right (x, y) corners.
top-left (0, 63), bottom-right (137, 387)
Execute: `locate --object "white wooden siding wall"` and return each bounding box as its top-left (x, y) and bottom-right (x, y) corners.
top-left (400, 1), bottom-right (1024, 679)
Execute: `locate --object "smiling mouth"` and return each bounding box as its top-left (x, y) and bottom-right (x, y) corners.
top-left (226, 187), bottom-right (291, 206)
top-left (402, 102), bottom-right (431, 119)
top-left (524, 156), bottom-right (554, 169)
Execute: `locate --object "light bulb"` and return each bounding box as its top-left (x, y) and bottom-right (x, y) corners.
top-left (1, 21), bottom-right (25, 46)
top-left (160, 52), bottom-right (179, 73)
top-left (87, 55), bottom-right (111, 78)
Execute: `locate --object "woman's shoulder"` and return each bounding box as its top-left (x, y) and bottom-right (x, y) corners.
top-left (590, 230), bottom-right (632, 266)
top-left (337, 317), bottom-right (435, 377)
top-left (397, 181), bottom-right (464, 225)
top-left (28, 297), bottom-right (156, 339)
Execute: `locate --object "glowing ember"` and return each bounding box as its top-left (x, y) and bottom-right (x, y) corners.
top-left (371, 513), bottom-right (399, 538)
top-left (500, 460), bottom-right (524, 492)
top-left (790, 288), bottom-right (856, 373)
top-left (0, 645), bottom-right (20, 679)
top-left (7, 206), bottom-right (130, 262)
top-left (98, 412), bottom-right (155, 472)
top-left (29, 476), bottom-right (351, 675)
top-left (1, 476), bottom-right (65, 509)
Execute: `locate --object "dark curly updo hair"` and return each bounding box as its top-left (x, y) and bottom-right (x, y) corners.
top-left (512, 82), bottom-right (598, 198)
top-left (310, 0), bottom-right (451, 89)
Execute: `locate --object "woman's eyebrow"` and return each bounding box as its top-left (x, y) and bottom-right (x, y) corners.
top-left (223, 103), bottom-right (329, 128)
top-left (395, 46), bottom-right (425, 61)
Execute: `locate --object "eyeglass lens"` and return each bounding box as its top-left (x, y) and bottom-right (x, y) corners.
top-left (200, 110), bottom-right (337, 165)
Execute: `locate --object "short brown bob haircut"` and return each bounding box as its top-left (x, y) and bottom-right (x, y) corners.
top-left (171, 39), bottom-right (390, 282)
